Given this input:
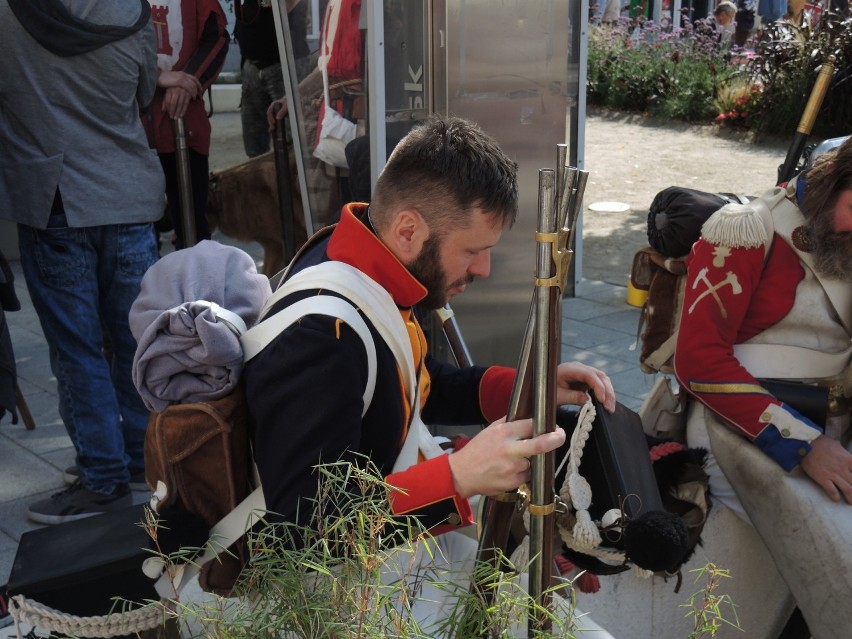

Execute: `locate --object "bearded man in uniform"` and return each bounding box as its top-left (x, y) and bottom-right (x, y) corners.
top-left (675, 136), bottom-right (852, 639)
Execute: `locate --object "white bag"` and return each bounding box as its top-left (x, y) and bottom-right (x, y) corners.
top-left (313, 0), bottom-right (357, 169)
top-left (638, 375), bottom-right (687, 442)
top-left (313, 98), bottom-right (356, 168)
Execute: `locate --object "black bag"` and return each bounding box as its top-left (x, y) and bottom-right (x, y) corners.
top-left (7, 504), bottom-right (157, 618)
top-left (555, 398), bottom-right (695, 575)
top-left (647, 186), bottom-right (749, 258)
top-left (563, 400), bottom-right (664, 523)
top-left (758, 378), bottom-right (830, 426)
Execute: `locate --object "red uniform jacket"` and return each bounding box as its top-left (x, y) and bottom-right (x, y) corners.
top-left (674, 229), bottom-right (823, 470)
top-left (143, 0), bottom-right (228, 155)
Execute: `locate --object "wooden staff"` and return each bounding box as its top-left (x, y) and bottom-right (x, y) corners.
top-left (777, 54), bottom-right (836, 185)
top-left (434, 305), bottom-right (474, 368)
top-left (172, 117), bottom-right (197, 247)
top-left (272, 102), bottom-right (297, 264)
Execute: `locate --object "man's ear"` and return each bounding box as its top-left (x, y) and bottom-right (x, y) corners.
top-left (383, 209), bottom-right (429, 261)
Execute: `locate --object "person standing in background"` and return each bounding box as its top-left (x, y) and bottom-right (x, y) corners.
top-left (734, 0), bottom-right (758, 46)
top-left (235, 0), bottom-right (311, 158)
top-left (144, 0), bottom-right (229, 249)
top-left (0, 0), bottom-right (164, 523)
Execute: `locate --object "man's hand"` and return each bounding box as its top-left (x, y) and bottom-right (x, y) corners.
top-left (161, 86), bottom-right (193, 119)
top-left (267, 97), bottom-right (288, 131)
top-left (555, 362), bottom-right (616, 413)
top-left (800, 435), bottom-right (852, 503)
top-left (158, 70), bottom-right (202, 98)
top-left (447, 417), bottom-right (566, 498)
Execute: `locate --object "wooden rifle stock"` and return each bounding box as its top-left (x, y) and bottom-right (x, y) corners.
top-left (777, 54), bottom-right (836, 185)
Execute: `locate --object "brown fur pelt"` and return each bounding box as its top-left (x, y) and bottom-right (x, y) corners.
top-left (207, 152), bottom-right (306, 277)
top-left (206, 67), bottom-right (352, 277)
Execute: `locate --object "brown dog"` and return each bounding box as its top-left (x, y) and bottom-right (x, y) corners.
top-left (207, 151), bottom-right (305, 277)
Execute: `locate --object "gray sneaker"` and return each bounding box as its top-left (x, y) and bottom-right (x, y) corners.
top-left (62, 465), bottom-right (148, 492)
top-left (26, 480), bottom-right (132, 525)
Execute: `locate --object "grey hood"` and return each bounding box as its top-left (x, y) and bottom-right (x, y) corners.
top-left (8, 0), bottom-right (150, 57)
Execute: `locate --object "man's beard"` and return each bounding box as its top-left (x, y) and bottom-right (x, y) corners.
top-left (407, 235), bottom-right (474, 310)
top-left (804, 208), bottom-right (852, 283)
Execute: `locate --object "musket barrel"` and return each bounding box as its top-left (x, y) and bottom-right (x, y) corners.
top-left (529, 169), bottom-right (559, 631)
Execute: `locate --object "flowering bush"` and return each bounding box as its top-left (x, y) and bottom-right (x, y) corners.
top-left (588, 12), bottom-right (851, 138)
top-left (588, 17), bottom-right (738, 121)
top-left (713, 79), bottom-right (763, 129)
top-left (745, 11), bottom-right (852, 138)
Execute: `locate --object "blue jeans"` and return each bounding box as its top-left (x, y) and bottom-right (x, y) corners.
top-left (240, 58), bottom-right (310, 158)
top-left (18, 219), bottom-right (158, 494)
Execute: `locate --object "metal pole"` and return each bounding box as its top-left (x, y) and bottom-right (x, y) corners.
top-left (172, 117), bottom-right (196, 247)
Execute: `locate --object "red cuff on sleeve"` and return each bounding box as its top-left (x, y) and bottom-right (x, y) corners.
top-left (387, 454), bottom-right (473, 526)
top-left (479, 366), bottom-right (516, 423)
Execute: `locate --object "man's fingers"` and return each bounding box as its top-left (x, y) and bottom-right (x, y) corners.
top-left (837, 477), bottom-right (852, 505)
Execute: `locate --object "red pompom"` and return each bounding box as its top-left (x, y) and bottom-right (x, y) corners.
top-left (554, 554), bottom-right (575, 575)
top-left (577, 571), bottom-right (601, 594)
top-left (649, 441), bottom-right (685, 463)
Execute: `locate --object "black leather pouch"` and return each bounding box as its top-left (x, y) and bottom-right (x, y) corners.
top-left (557, 398), bottom-right (664, 524)
top-left (7, 504), bottom-right (157, 618)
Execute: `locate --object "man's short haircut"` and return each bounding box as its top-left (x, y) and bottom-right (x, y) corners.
top-left (370, 115), bottom-right (519, 234)
top-left (714, 1), bottom-right (737, 17)
top-left (802, 136), bottom-right (852, 221)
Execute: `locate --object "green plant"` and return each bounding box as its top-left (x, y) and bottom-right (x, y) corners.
top-left (745, 12), bottom-right (852, 138)
top-left (588, 19), bottom-right (738, 120)
top-left (682, 563), bottom-right (742, 639)
top-left (146, 458), bottom-right (580, 638)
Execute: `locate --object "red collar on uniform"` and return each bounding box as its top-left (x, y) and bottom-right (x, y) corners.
top-left (327, 203), bottom-right (427, 308)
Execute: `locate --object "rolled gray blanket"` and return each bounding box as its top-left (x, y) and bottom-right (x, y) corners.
top-left (129, 240), bottom-right (272, 412)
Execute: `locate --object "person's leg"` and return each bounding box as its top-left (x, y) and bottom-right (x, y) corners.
top-left (240, 59), bottom-right (274, 158)
top-left (709, 416), bottom-right (852, 639)
top-left (189, 149), bottom-right (211, 243)
top-left (17, 222), bottom-right (129, 495)
top-left (97, 222), bottom-right (158, 480)
top-left (159, 152), bottom-right (185, 248)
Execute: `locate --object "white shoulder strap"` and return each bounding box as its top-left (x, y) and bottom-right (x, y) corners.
top-left (242, 295), bottom-right (378, 414)
top-left (264, 262), bottom-right (418, 405)
top-left (266, 263), bottom-right (444, 471)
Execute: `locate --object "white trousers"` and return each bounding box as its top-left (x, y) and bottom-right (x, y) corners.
top-left (688, 402), bottom-right (852, 639)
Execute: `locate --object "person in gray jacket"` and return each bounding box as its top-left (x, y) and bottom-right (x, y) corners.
top-left (0, 0), bottom-right (167, 524)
